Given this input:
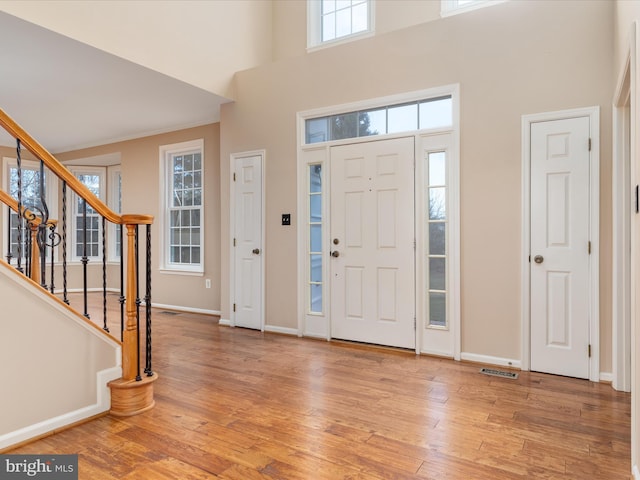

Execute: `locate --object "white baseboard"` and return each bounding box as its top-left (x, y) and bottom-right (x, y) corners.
top-left (460, 352), bottom-right (522, 369)
top-left (0, 366), bottom-right (121, 451)
top-left (153, 303), bottom-right (220, 316)
top-left (633, 464), bottom-right (639, 480)
top-left (219, 318), bottom-right (231, 326)
top-left (264, 325), bottom-right (298, 336)
top-left (599, 372), bottom-right (613, 383)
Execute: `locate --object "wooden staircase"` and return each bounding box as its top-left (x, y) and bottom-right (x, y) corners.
top-left (0, 108), bottom-right (156, 428)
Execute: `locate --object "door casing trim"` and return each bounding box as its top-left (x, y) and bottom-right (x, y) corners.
top-left (229, 150), bottom-right (266, 331)
top-left (521, 106), bottom-right (600, 381)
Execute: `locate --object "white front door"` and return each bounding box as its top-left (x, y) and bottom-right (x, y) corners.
top-left (330, 137), bottom-right (415, 349)
top-left (530, 117), bottom-right (591, 378)
top-left (233, 154), bottom-right (263, 330)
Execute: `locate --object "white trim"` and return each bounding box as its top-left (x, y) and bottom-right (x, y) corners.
top-left (633, 464), bottom-right (640, 480)
top-left (229, 150), bottom-right (266, 330)
top-left (264, 325), bottom-right (299, 336)
top-left (152, 303), bottom-right (220, 316)
top-left (0, 366), bottom-right (121, 450)
top-left (219, 318), bottom-right (231, 326)
top-left (521, 106), bottom-right (600, 382)
top-left (297, 85), bottom-right (460, 354)
top-left (158, 139), bottom-right (205, 274)
top-left (599, 372), bottom-right (614, 383)
top-left (440, 0), bottom-right (507, 18)
top-left (612, 22), bottom-right (635, 395)
top-left (66, 287), bottom-right (120, 294)
top-left (460, 352), bottom-right (521, 370)
top-left (107, 165), bottom-right (122, 263)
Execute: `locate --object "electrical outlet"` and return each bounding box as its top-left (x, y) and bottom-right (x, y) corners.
top-left (205, 279), bottom-right (211, 289)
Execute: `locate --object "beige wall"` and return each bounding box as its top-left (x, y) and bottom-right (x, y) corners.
top-left (55, 124), bottom-right (221, 313)
top-left (0, 0), bottom-right (272, 99)
top-left (222, 0), bottom-right (614, 365)
top-left (0, 261), bottom-right (119, 445)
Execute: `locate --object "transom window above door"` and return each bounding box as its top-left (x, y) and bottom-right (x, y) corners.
top-left (305, 96), bottom-right (452, 144)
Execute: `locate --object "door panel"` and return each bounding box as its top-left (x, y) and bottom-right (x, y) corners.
top-left (530, 117), bottom-right (590, 378)
top-left (234, 155), bottom-right (263, 330)
top-left (330, 137), bottom-right (415, 349)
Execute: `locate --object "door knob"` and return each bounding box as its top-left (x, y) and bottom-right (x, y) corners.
top-left (331, 250), bottom-right (340, 258)
top-left (252, 248), bottom-right (261, 255)
top-left (534, 255), bottom-right (544, 264)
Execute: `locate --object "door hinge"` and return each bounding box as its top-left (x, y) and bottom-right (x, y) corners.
top-left (414, 317), bottom-right (416, 329)
top-left (588, 344), bottom-right (591, 358)
top-left (233, 172), bottom-right (236, 182)
top-left (233, 238), bottom-right (237, 247)
top-left (588, 138), bottom-right (592, 151)
top-left (233, 303), bottom-right (236, 312)
top-left (528, 255), bottom-right (531, 263)
top-left (588, 241), bottom-right (591, 255)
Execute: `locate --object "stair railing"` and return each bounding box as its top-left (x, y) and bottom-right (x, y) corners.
top-left (0, 107), bottom-right (155, 392)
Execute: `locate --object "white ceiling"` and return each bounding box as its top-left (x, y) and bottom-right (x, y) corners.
top-left (0, 11), bottom-right (230, 153)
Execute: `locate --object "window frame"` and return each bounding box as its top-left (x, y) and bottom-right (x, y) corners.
top-left (159, 139), bottom-right (205, 275)
top-left (307, 0), bottom-right (375, 51)
top-left (107, 165), bottom-right (122, 263)
top-left (68, 166), bottom-right (106, 263)
top-left (441, 0), bottom-right (506, 17)
top-left (2, 156), bottom-right (59, 263)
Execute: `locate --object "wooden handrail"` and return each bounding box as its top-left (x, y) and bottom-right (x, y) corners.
top-left (0, 189), bottom-right (57, 227)
top-left (0, 107), bottom-right (153, 226)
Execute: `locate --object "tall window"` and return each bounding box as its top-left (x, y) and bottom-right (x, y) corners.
top-left (308, 0), bottom-right (372, 48)
top-left (160, 139), bottom-right (204, 273)
top-left (3, 158), bottom-right (56, 261)
top-left (70, 168), bottom-right (105, 261)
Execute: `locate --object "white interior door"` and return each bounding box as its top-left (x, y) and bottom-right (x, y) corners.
top-left (530, 117), bottom-right (590, 378)
top-left (233, 154), bottom-right (263, 330)
top-left (330, 137), bottom-right (415, 349)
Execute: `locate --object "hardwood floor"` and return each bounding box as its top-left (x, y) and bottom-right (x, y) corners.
top-left (8, 295), bottom-right (632, 479)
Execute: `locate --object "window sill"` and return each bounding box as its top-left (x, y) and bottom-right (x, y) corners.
top-left (159, 268), bottom-right (204, 277)
top-left (307, 30), bottom-right (374, 54)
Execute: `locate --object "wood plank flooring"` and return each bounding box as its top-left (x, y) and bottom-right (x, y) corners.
top-left (8, 295), bottom-right (632, 479)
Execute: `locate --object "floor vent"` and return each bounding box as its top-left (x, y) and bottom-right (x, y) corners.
top-left (160, 310), bottom-right (179, 315)
top-left (480, 367), bottom-right (518, 379)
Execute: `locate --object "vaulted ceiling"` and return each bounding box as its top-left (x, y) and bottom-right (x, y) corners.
top-left (0, 5), bottom-right (262, 153)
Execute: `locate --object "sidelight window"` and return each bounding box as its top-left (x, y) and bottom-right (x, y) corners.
top-left (427, 151), bottom-right (447, 328)
top-left (309, 164), bottom-right (323, 313)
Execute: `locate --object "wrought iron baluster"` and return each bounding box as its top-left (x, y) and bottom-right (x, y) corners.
top-left (6, 206), bottom-right (12, 265)
top-left (49, 224), bottom-right (56, 293)
top-left (135, 225), bottom-right (141, 381)
top-left (15, 139), bottom-right (23, 274)
top-left (145, 224), bottom-right (153, 376)
top-left (38, 159), bottom-right (48, 289)
top-left (102, 216), bottom-right (108, 332)
top-left (81, 198), bottom-right (89, 319)
top-left (62, 181), bottom-right (69, 304)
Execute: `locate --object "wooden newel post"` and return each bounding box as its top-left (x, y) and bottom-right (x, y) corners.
top-left (109, 214), bottom-right (156, 416)
top-left (122, 223), bottom-right (138, 381)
